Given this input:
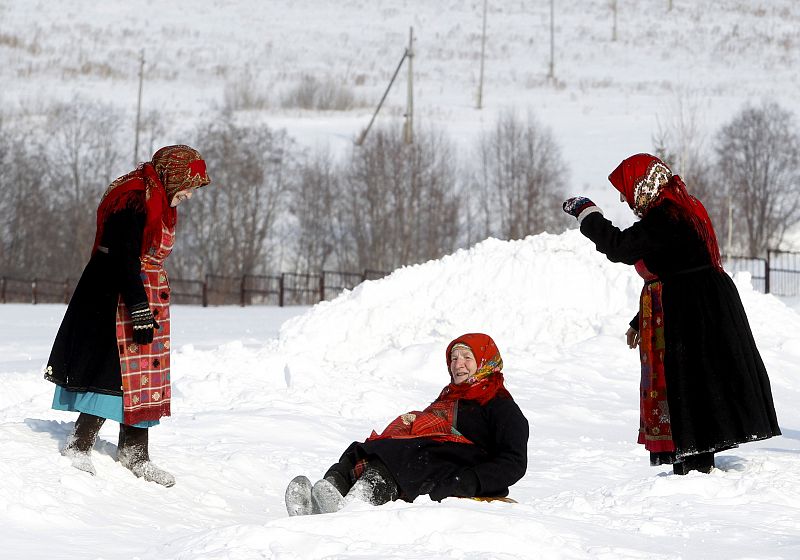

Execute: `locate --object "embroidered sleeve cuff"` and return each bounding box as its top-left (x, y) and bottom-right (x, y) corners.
top-left (577, 205), bottom-right (603, 225)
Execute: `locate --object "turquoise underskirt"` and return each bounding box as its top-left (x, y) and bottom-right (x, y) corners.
top-left (52, 385), bottom-right (159, 428)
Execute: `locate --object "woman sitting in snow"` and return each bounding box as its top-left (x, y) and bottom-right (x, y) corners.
top-left (562, 153), bottom-right (780, 475)
top-left (285, 333), bottom-right (529, 515)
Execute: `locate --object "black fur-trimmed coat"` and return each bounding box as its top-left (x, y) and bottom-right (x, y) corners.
top-left (45, 208), bottom-right (148, 395)
top-left (579, 201), bottom-right (780, 456)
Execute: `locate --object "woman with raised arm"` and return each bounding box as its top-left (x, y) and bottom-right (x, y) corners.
top-left (562, 153), bottom-right (780, 474)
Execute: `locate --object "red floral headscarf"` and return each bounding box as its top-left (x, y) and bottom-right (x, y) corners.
top-left (92, 145), bottom-right (210, 257)
top-left (608, 153), bottom-right (722, 270)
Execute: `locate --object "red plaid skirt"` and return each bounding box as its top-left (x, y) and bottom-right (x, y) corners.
top-left (115, 223), bottom-right (174, 425)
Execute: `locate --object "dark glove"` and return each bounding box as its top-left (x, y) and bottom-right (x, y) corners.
top-left (562, 196), bottom-right (596, 218)
top-left (130, 302), bottom-right (158, 345)
top-left (428, 470), bottom-right (479, 502)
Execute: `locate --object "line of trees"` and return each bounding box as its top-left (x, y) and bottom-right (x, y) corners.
top-left (654, 99), bottom-right (800, 257)
top-left (1, 97), bottom-right (799, 287)
top-left (0, 102), bottom-right (569, 282)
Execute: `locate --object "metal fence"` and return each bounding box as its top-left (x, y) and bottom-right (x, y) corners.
top-left (767, 250), bottom-right (800, 296)
top-left (723, 256), bottom-right (767, 293)
top-left (3, 251), bottom-right (800, 305)
top-left (722, 250), bottom-right (800, 296)
top-left (0, 270), bottom-right (389, 306)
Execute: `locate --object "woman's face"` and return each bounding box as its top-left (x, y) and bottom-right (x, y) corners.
top-left (449, 346), bottom-right (478, 385)
top-left (170, 189), bottom-right (195, 207)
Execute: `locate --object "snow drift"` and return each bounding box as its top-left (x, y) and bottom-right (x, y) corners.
top-left (2, 230), bottom-right (800, 559)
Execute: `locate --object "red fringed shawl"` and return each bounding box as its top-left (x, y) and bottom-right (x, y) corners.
top-left (92, 163), bottom-right (175, 258)
top-left (366, 333), bottom-right (511, 444)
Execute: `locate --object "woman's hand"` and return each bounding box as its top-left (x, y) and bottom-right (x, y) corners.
top-left (626, 327), bottom-right (640, 349)
top-left (562, 196), bottom-right (596, 218)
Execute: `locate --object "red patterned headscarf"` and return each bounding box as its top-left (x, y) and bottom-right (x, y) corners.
top-left (366, 334), bottom-right (511, 444)
top-left (608, 153), bottom-right (722, 270)
top-left (152, 145), bottom-right (211, 200)
top-left (92, 145), bottom-right (210, 257)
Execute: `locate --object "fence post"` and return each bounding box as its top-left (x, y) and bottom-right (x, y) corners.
top-left (240, 275), bottom-right (247, 307)
top-left (319, 271), bottom-right (325, 302)
top-left (63, 279), bottom-right (70, 304)
top-left (1, 277), bottom-right (5, 304)
top-left (32, 278), bottom-right (38, 305)
top-left (202, 275), bottom-right (209, 307)
top-left (279, 274), bottom-right (285, 307)
top-left (765, 251), bottom-right (771, 294)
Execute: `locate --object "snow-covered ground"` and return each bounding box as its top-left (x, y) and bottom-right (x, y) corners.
top-left (2, 1), bottom-right (800, 226)
top-left (2, 230), bottom-right (799, 559)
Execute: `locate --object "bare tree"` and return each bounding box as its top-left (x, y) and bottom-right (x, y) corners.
top-left (289, 148), bottom-right (338, 272)
top-left (652, 94), bottom-right (726, 243)
top-left (0, 100), bottom-right (125, 281)
top-left (337, 125), bottom-right (460, 272)
top-left (42, 98), bottom-right (126, 275)
top-left (716, 101), bottom-right (800, 256)
top-left (173, 115), bottom-right (292, 278)
top-left (473, 110), bottom-right (568, 240)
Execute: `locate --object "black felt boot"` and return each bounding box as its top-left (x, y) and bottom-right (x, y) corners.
top-left (62, 413), bottom-right (106, 475)
top-left (118, 424), bottom-right (175, 487)
top-left (673, 452), bottom-right (715, 475)
top-left (346, 460), bottom-right (399, 506)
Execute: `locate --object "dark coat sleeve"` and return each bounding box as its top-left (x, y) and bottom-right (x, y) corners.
top-left (579, 211), bottom-right (669, 265)
top-left (100, 208), bottom-right (148, 309)
top-left (462, 397), bottom-right (529, 497)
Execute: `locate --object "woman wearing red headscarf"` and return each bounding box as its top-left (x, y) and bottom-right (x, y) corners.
top-left (563, 153), bottom-right (780, 475)
top-left (45, 145), bottom-right (211, 486)
top-left (284, 333), bottom-right (529, 515)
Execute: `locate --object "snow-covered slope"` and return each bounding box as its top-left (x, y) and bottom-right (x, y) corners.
top-left (2, 230), bottom-right (800, 559)
top-left (3, 1), bottom-right (800, 221)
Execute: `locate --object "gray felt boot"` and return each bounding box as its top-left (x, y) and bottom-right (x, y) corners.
top-left (285, 475), bottom-right (314, 516)
top-left (311, 477), bottom-right (346, 514)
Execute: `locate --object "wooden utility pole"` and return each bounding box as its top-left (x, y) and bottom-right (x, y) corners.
top-left (548, 0), bottom-right (555, 80)
top-left (356, 29), bottom-right (415, 146)
top-left (611, 0), bottom-right (618, 41)
top-left (727, 195), bottom-right (734, 258)
top-left (403, 27), bottom-right (414, 144)
top-left (477, 0), bottom-right (488, 109)
top-left (355, 47), bottom-right (408, 146)
top-left (133, 49), bottom-right (144, 166)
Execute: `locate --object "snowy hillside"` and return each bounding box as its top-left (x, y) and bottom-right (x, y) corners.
top-left (2, 230), bottom-right (800, 559)
top-left (2, 0), bottom-right (800, 222)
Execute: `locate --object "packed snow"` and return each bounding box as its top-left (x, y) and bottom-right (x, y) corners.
top-left (2, 230), bottom-right (799, 559)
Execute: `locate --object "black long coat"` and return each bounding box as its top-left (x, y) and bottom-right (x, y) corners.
top-left (580, 202), bottom-right (781, 456)
top-left (327, 395), bottom-right (529, 501)
top-left (45, 207), bottom-right (149, 395)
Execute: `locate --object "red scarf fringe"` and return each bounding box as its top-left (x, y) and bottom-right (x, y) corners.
top-left (657, 175), bottom-right (723, 271)
top-left (92, 163), bottom-right (176, 257)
